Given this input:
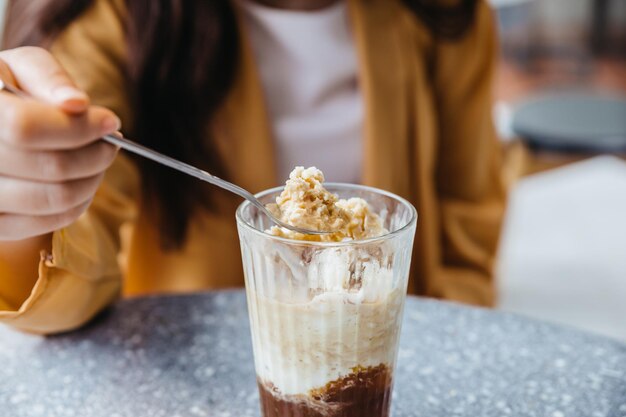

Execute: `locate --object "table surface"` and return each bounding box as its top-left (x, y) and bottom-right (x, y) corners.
top-left (0, 291), bottom-right (625, 417)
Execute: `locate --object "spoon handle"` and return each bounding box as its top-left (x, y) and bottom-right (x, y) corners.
top-left (102, 135), bottom-right (328, 234)
top-left (102, 134), bottom-right (258, 205)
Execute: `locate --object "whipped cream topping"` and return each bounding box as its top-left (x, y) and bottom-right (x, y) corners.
top-left (266, 166), bottom-right (386, 241)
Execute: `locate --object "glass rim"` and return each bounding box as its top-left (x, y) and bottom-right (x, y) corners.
top-left (235, 182), bottom-right (418, 247)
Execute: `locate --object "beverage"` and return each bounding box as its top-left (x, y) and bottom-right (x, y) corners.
top-left (236, 168), bottom-right (417, 417)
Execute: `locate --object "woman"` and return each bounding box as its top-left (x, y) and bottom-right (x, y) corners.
top-left (0, 0), bottom-right (505, 334)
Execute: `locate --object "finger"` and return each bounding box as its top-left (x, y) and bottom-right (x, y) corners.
top-left (0, 140), bottom-right (118, 182)
top-left (0, 47), bottom-right (88, 114)
top-left (0, 200), bottom-right (92, 241)
top-left (0, 174), bottom-right (104, 216)
top-left (0, 93), bottom-right (121, 150)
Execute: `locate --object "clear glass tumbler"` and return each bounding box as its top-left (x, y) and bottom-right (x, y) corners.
top-left (236, 184), bottom-right (417, 417)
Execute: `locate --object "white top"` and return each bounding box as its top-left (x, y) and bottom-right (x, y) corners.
top-left (239, 0), bottom-right (364, 183)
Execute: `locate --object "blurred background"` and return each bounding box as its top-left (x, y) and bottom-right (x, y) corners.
top-left (0, 0), bottom-right (624, 341)
top-left (491, 0), bottom-right (626, 342)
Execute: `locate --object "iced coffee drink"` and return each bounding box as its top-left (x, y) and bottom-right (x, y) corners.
top-left (236, 167), bottom-right (417, 417)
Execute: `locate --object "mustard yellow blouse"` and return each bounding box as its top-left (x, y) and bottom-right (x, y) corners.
top-left (0, 0), bottom-right (506, 334)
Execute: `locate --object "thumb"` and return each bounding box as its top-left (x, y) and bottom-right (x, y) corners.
top-left (0, 47), bottom-right (89, 114)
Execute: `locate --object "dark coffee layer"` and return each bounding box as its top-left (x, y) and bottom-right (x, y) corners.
top-left (258, 364), bottom-right (392, 417)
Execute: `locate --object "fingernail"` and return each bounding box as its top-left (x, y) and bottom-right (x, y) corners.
top-left (54, 86), bottom-right (87, 102)
top-left (101, 115), bottom-right (121, 134)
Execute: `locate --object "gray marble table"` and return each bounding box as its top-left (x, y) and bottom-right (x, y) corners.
top-left (0, 290), bottom-right (625, 417)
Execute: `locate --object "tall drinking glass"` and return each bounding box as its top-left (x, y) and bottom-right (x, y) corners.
top-left (236, 184), bottom-right (417, 417)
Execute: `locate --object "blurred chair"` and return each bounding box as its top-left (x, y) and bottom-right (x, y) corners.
top-left (590, 0), bottom-right (626, 56)
top-left (489, 0), bottom-right (537, 67)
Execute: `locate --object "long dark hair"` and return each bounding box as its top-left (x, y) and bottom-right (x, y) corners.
top-left (2, 0), bottom-right (477, 248)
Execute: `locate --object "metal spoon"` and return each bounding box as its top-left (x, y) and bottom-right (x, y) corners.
top-left (0, 80), bottom-right (330, 236)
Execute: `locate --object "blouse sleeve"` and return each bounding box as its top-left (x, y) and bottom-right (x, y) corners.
top-left (0, 0), bottom-right (139, 334)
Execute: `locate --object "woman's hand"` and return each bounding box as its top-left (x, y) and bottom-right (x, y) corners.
top-left (0, 47), bottom-right (121, 241)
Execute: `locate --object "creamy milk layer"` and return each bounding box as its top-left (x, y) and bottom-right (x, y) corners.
top-left (245, 166), bottom-right (403, 396)
top-left (247, 284), bottom-right (404, 395)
